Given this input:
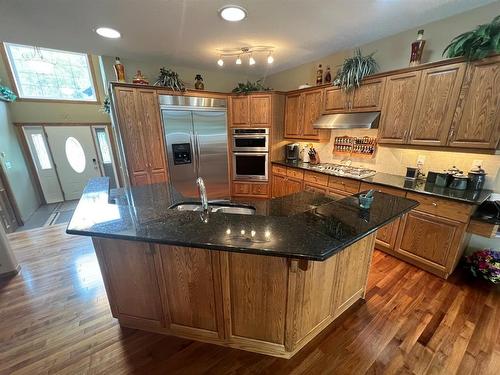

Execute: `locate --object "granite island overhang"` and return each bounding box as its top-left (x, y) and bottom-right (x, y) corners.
top-left (67, 177), bottom-right (418, 358)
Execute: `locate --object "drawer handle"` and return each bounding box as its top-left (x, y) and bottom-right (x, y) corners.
top-left (432, 202), bottom-right (438, 207)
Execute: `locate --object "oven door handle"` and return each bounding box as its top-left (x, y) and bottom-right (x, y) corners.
top-left (233, 152), bottom-right (269, 156)
top-left (232, 135), bottom-right (268, 139)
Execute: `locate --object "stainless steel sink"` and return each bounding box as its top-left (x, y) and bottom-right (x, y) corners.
top-left (170, 202), bottom-right (256, 215)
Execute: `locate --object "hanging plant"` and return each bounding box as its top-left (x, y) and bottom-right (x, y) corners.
top-left (100, 95), bottom-right (111, 114)
top-left (333, 49), bottom-right (378, 92)
top-left (232, 80), bottom-right (271, 94)
top-left (0, 84), bottom-right (17, 102)
top-left (153, 67), bottom-right (186, 91)
top-left (443, 15), bottom-right (500, 61)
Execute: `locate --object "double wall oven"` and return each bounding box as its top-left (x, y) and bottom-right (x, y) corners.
top-left (232, 128), bottom-right (269, 181)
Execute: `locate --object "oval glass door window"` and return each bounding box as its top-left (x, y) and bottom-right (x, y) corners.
top-left (65, 137), bottom-right (86, 173)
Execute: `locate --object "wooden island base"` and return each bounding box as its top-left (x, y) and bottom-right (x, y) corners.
top-left (92, 233), bottom-right (376, 358)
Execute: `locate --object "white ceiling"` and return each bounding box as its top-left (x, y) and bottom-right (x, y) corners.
top-left (0, 0), bottom-right (496, 75)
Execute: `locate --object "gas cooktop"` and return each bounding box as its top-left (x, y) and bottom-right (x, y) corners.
top-left (310, 163), bottom-right (377, 179)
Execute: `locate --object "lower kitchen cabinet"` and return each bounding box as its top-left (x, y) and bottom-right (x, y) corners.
top-left (272, 173), bottom-right (303, 198)
top-left (394, 210), bottom-right (468, 279)
top-left (92, 238), bottom-right (164, 329)
top-left (303, 182), bottom-right (327, 194)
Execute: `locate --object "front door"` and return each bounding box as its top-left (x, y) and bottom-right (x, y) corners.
top-left (45, 126), bottom-right (101, 200)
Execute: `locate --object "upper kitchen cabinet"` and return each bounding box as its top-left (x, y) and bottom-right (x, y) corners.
top-left (229, 94), bottom-right (272, 127)
top-left (324, 78), bottom-right (386, 113)
top-left (112, 86), bottom-right (168, 186)
top-left (408, 63), bottom-right (466, 146)
top-left (448, 55), bottom-right (500, 149)
top-left (378, 71), bottom-right (422, 144)
top-left (284, 88), bottom-right (330, 141)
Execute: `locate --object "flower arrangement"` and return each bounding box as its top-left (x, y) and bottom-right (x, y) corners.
top-left (101, 95), bottom-right (111, 114)
top-left (0, 84), bottom-right (17, 102)
top-left (154, 67), bottom-right (185, 91)
top-left (464, 249), bottom-right (500, 284)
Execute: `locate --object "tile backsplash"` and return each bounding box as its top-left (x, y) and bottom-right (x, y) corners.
top-left (297, 129), bottom-right (500, 192)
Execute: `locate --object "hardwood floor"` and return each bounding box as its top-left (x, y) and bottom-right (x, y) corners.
top-left (1, 224), bottom-right (499, 374)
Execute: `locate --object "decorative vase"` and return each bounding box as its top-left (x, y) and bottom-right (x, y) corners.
top-left (194, 74), bottom-right (205, 90)
top-left (324, 65), bottom-right (331, 84)
top-left (316, 64), bottom-right (323, 85)
top-left (409, 30), bottom-right (426, 67)
top-left (113, 57), bottom-right (126, 82)
top-left (132, 70), bottom-right (149, 85)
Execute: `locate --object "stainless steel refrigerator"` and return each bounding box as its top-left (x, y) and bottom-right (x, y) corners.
top-left (159, 95), bottom-right (229, 199)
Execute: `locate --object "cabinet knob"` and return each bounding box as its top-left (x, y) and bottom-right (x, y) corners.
top-left (432, 202), bottom-right (437, 207)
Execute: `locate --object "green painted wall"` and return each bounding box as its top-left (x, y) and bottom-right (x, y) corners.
top-left (264, 2), bottom-right (500, 91)
top-left (0, 100), bottom-right (39, 220)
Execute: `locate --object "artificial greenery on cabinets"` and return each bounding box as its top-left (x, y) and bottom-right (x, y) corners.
top-left (154, 67), bottom-right (186, 91)
top-left (0, 82), bottom-right (16, 102)
top-left (232, 80), bottom-right (271, 94)
top-left (333, 49), bottom-right (378, 92)
top-left (443, 15), bottom-right (500, 61)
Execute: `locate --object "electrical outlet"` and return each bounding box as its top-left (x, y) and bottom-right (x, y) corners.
top-left (471, 159), bottom-right (483, 169)
top-left (416, 155), bottom-right (426, 167)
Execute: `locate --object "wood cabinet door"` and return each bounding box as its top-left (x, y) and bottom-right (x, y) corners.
top-left (286, 177), bottom-right (304, 196)
top-left (272, 174), bottom-right (288, 198)
top-left (136, 89), bottom-right (168, 183)
top-left (378, 71), bottom-right (421, 144)
top-left (230, 96), bottom-right (250, 126)
top-left (250, 94), bottom-right (271, 127)
top-left (351, 77), bottom-right (386, 112)
top-left (448, 56), bottom-right (500, 149)
top-left (302, 89), bottom-right (323, 137)
top-left (409, 63), bottom-right (466, 146)
top-left (324, 86), bottom-right (349, 113)
top-left (158, 246), bottom-right (223, 338)
top-left (114, 87), bottom-right (149, 184)
top-left (96, 239), bottom-right (164, 325)
top-left (284, 93), bottom-right (303, 138)
top-left (0, 172), bottom-right (18, 233)
top-left (395, 210), bottom-right (465, 272)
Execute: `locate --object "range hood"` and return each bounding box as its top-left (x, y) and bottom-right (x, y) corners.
top-left (313, 112), bottom-right (380, 129)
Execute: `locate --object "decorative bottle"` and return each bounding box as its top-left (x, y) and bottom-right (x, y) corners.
top-left (113, 57), bottom-right (126, 82)
top-left (409, 30), bottom-right (426, 67)
top-left (316, 64), bottom-right (323, 85)
top-left (324, 65), bottom-right (331, 84)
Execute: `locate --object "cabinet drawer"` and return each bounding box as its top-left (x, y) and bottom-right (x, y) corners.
top-left (359, 182), bottom-right (406, 197)
top-left (303, 182), bottom-right (328, 194)
top-left (327, 188), bottom-right (351, 198)
top-left (232, 182), bottom-right (251, 195)
top-left (328, 176), bottom-right (360, 193)
top-left (272, 164), bottom-right (287, 176)
top-left (406, 192), bottom-right (473, 223)
top-left (251, 183), bottom-right (269, 196)
top-left (287, 168), bottom-right (304, 180)
top-left (304, 171), bottom-right (329, 186)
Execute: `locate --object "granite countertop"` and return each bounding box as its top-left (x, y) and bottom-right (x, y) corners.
top-left (66, 177), bottom-right (418, 261)
top-left (273, 160), bottom-right (492, 205)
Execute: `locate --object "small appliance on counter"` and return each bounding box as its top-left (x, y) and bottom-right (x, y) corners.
top-left (285, 143), bottom-right (300, 163)
top-left (405, 166), bottom-right (425, 180)
top-left (468, 166), bottom-right (487, 191)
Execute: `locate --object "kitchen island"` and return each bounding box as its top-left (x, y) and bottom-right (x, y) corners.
top-left (67, 178), bottom-right (417, 358)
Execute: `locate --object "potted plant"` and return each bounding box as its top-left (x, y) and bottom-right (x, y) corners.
top-left (232, 80), bottom-right (271, 94)
top-left (0, 81), bottom-right (16, 102)
top-left (153, 67), bottom-right (185, 91)
top-left (443, 15), bottom-right (500, 60)
top-left (333, 48), bottom-right (378, 92)
top-left (464, 249), bottom-right (500, 284)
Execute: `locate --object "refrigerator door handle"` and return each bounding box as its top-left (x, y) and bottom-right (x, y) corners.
top-left (195, 131), bottom-right (201, 177)
top-left (189, 131), bottom-right (197, 176)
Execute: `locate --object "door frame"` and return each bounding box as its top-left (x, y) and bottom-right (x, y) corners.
top-left (15, 122), bottom-right (120, 203)
top-left (91, 125), bottom-right (121, 188)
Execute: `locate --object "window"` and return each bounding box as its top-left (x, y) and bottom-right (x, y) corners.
top-left (3, 42), bottom-right (97, 102)
top-left (65, 137), bottom-right (86, 173)
top-left (95, 129), bottom-right (112, 164)
top-left (30, 133), bottom-right (52, 170)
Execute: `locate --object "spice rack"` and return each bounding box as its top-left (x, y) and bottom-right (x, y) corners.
top-left (333, 136), bottom-right (377, 157)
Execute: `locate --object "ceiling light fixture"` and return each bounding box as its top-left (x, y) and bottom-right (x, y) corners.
top-left (216, 46), bottom-right (274, 67)
top-left (267, 52), bottom-right (274, 64)
top-left (219, 5), bottom-right (247, 22)
top-left (95, 27), bottom-right (121, 39)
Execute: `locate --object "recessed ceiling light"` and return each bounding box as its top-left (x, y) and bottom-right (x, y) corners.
top-left (219, 5), bottom-right (247, 22)
top-left (95, 27), bottom-right (121, 39)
